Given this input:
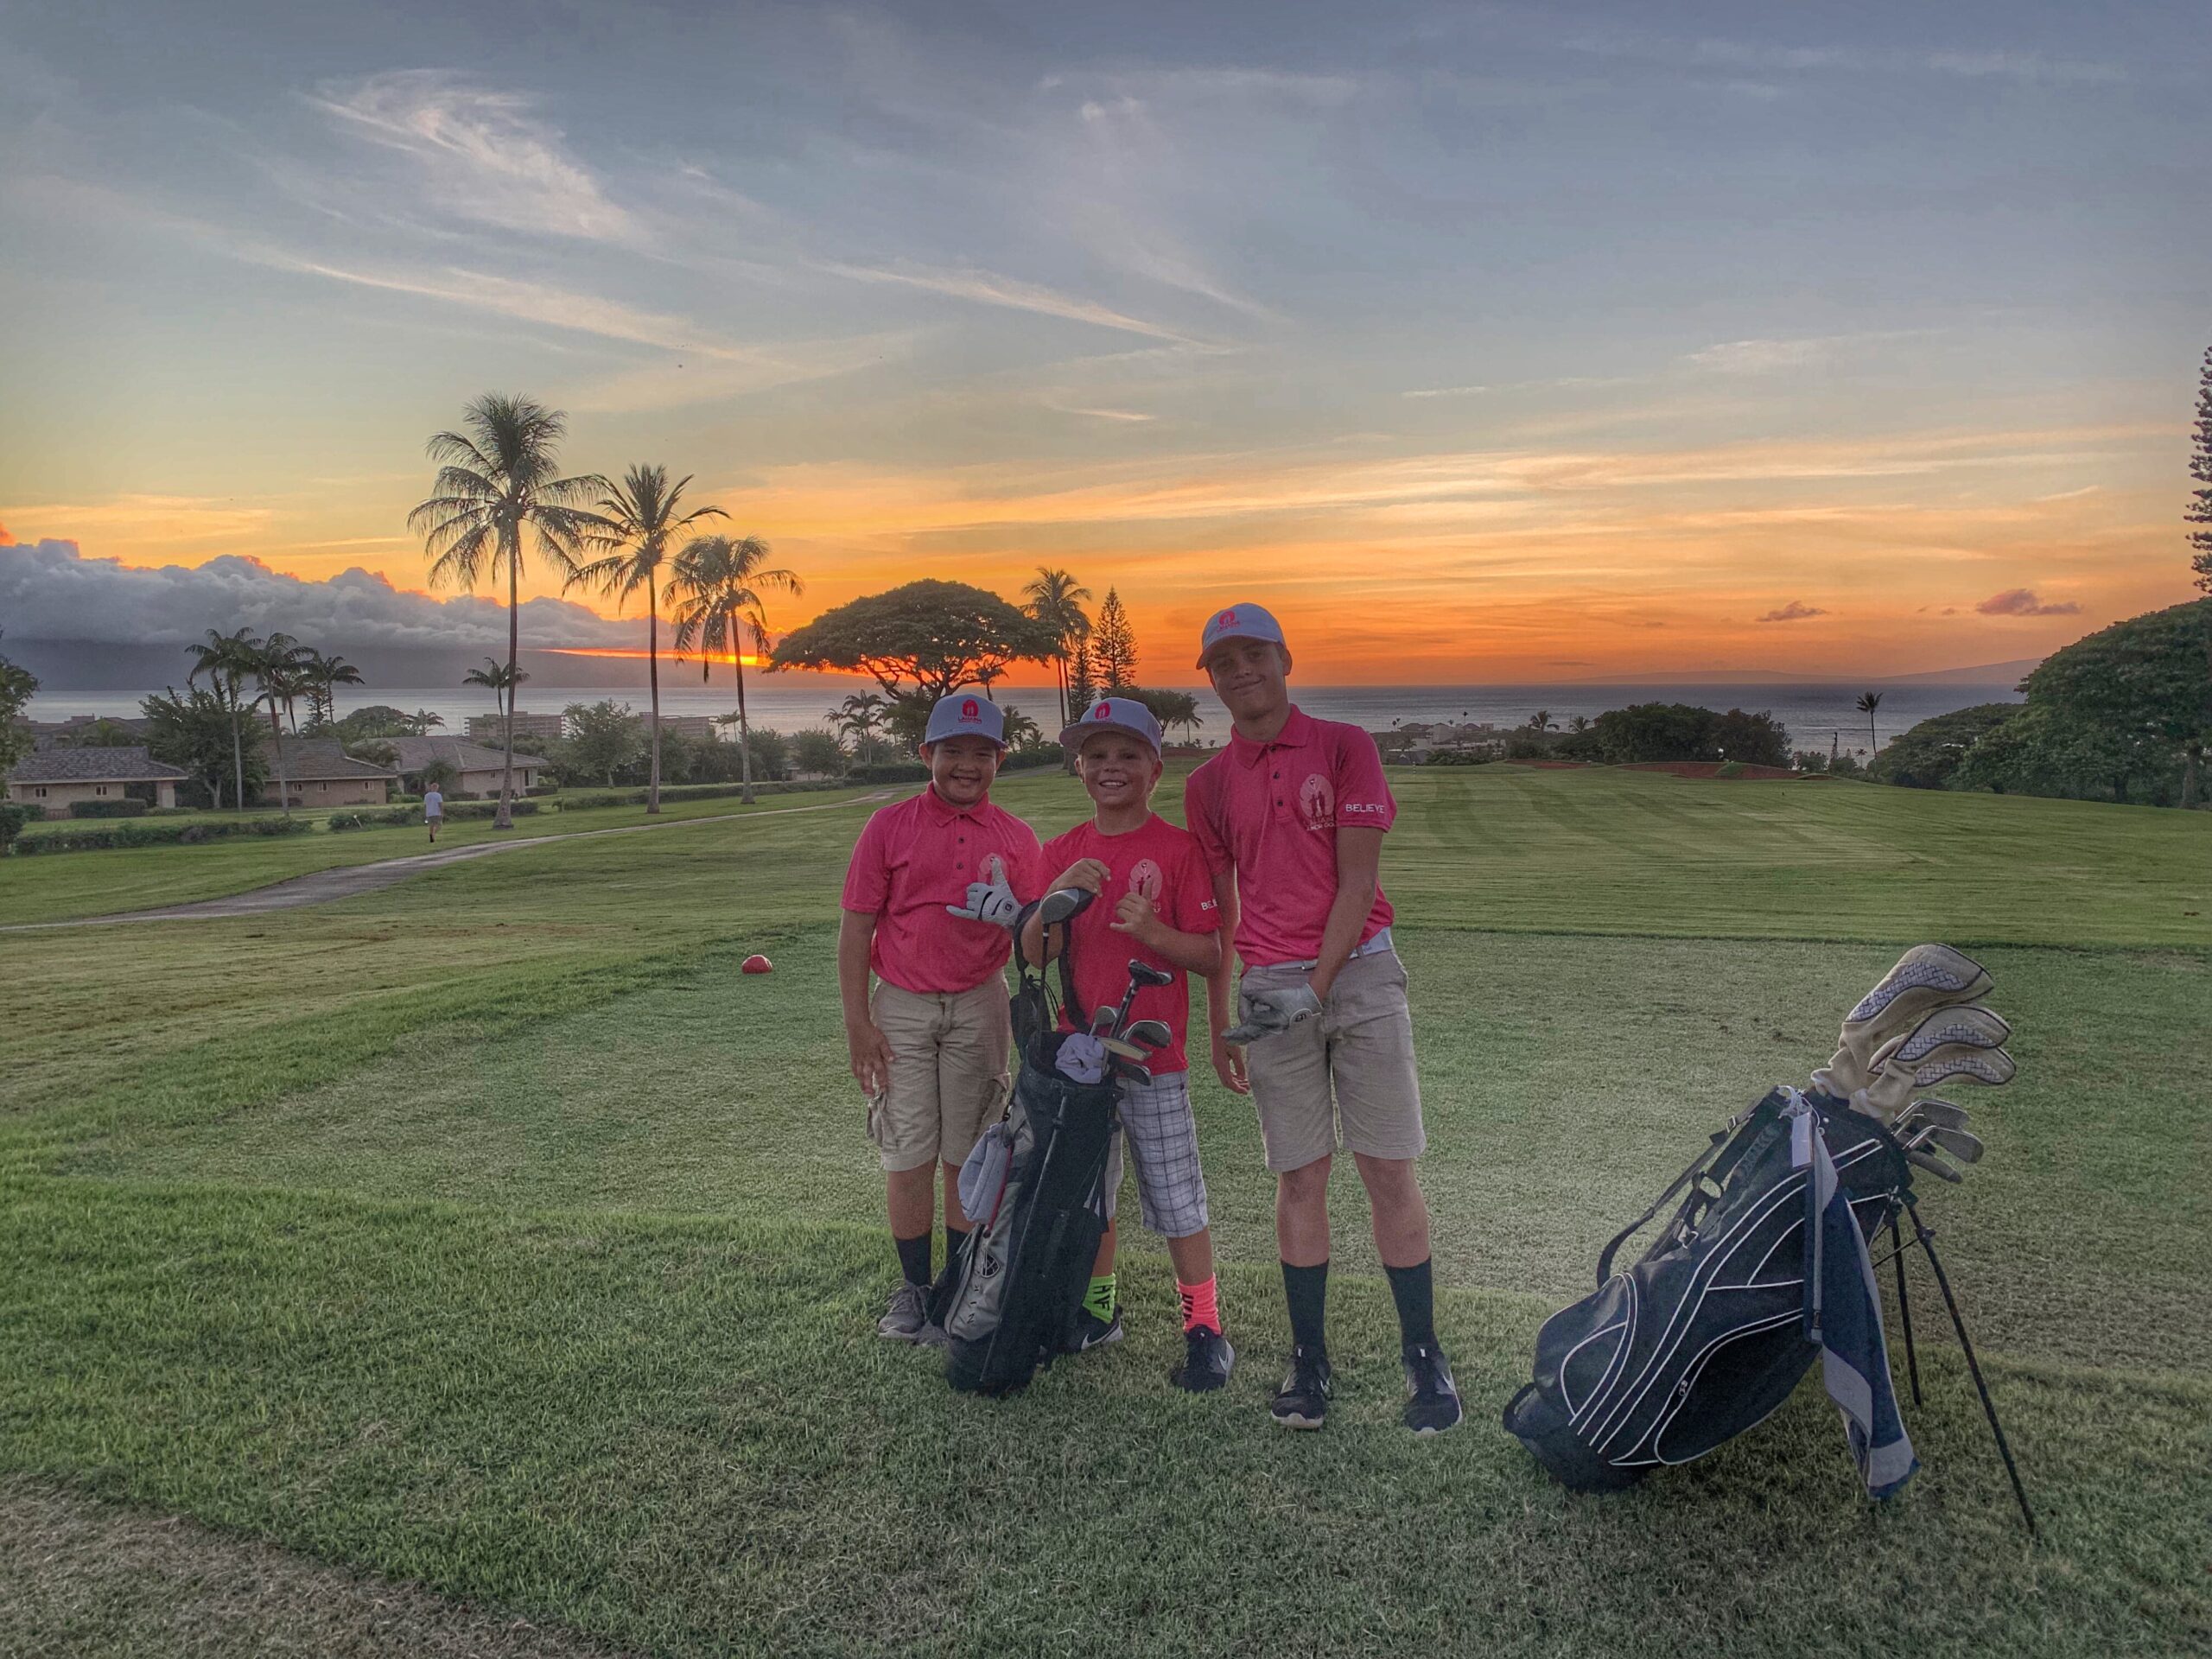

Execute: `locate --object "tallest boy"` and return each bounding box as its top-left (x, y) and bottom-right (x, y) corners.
top-left (1185, 604), bottom-right (1461, 1434)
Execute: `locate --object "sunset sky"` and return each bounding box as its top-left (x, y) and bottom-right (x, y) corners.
top-left (3, 2), bottom-right (2208, 683)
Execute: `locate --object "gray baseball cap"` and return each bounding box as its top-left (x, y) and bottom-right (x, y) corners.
top-left (1058, 695), bottom-right (1162, 757)
top-left (1194, 601), bottom-right (1287, 668)
top-left (924, 690), bottom-right (1007, 747)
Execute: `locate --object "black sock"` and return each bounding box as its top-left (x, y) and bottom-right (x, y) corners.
top-left (895, 1233), bottom-right (932, 1287)
top-left (1281, 1260), bottom-right (1329, 1353)
top-left (1385, 1258), bottom-right (1438, 1353)
top-left (943, 1226), bottom-right (969, 1273)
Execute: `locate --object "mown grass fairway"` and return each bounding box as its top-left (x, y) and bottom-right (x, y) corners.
top-left (3, 765), bottom-right (2207, 1657)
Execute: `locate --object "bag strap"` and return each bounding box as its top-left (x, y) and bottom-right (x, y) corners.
top-left (1596, 1128), bottom-right (1727, 1287)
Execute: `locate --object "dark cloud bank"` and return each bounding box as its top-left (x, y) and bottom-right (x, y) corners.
top-left (2, 538), bottom-right (649, 690)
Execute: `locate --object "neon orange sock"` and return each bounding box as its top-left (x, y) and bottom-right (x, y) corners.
top-left (1178, 1275), bottom-right (1222, 1335)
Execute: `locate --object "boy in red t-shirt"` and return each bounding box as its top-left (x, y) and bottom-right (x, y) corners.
top-left (840, 691), bottom-right (1042, 1343)
top-left (1018, 696), bottom-right (1234, 1391)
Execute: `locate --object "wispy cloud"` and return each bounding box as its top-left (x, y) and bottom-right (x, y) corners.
top-left (307, 70), bottom-right (635, 243)
top-left (817, 258), bottom-right (1193, 341)
top-left (1050, 405), bottom-right (1157, 423)
top-left (1565, 32), bottom-right (2126, 88)
top-left (1756, 600), bottom-right (1828, 622)
top-left (1977, 588), bottom-right (2081, 617)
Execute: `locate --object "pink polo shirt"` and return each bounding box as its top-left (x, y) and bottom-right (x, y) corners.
top-left (1185, 705), bottom-right (1396, 968)
top-left (841, 787), bottom-right (1044, 995)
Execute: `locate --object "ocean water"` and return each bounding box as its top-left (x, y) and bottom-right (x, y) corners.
top-left (32, 676), bottom-right (2023, 757)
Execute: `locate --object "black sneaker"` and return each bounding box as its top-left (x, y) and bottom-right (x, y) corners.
top-left (1269, 1345), bottom-right (1332, 1429)
top-left (1171, 1326), bottom-right (1236, 1393)
top-left (1402, 1342), bottom-right (1463, 1434)
top-left (1065, 1305), bottom-right (1125, 1352)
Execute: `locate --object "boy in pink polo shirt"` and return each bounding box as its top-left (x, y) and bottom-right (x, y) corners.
top-left (840, 690), bottom-right (1043, 1342)
top-left (1017, 696), bottom-right (1233, 1392)
top-left (1185, 603), bottom-right (1461, 1434)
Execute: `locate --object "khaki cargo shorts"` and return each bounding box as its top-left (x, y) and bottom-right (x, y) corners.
top-left (867, 979), bottom-right (1012, 1174)
top-left (1240, 949), bottom-right (1425, 1173)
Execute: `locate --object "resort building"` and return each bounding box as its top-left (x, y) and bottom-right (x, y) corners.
top-left (464, 710), bottom-right (566, 745)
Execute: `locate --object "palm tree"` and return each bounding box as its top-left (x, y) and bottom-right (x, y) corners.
top-left (463, 657), bottom-right (529, 732)
top-left (409, 393), bottom-right (606, 830)
top-left (185, 626), bottom-right (258, 813)
top-left (247, 632), bottom-right (312, 812)
top-left (1855, 690), bottom-right (1884, 755)
top-left (1569, 715), bottom-right (1591, 734)
top-left (302, 649), bottom-right (364, 730)
top-left (667, 532), bottom-right (803, 805)
top-left (407, 709), bottom-right (447, 737)
top-left (833, 691), bottom-right (892, 766)
top-left (567, 464), bottom-right (726, 815)
top-left (1530, 709), bottom-right (1552, 731)
top-left (1021, 567), bottom-right (1094, 726)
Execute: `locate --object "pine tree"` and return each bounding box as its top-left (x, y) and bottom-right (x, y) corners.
top-left (1090, 588), bottom-right (1139, 693)
top-left (2190, 345), bottom-right (2212, 594)
top-left (1067, 647), bottom-right (1096, 716)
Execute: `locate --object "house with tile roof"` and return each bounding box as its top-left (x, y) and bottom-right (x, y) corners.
top-left (381, 737), bottom-right (543, 798)
top-left (270, 741), bottom-right (398, 809)
top-left (6, 747), bottom-right (190, 817)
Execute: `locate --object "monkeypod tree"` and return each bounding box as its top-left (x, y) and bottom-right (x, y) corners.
top-left (769, 580), bottom-right (1058, 704)
top-left (2015, 597), bottom-right (2212, 808)
top-left (1867, 703), bottom-right (2023, 791)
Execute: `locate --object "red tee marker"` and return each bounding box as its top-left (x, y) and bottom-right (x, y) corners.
top-left (741, 954), bottom-right (773, 975)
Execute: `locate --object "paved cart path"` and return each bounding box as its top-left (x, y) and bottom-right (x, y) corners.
top-left (3, 792), bottom-right (899, 931)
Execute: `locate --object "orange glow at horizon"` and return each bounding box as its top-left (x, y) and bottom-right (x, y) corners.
top-left (548, 646), bottom-right (767, 667)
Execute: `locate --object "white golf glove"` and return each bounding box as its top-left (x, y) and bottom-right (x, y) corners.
top-left (1223, 982), bottom-right (1324, 1046)
top-left (945, 855), bottom-right (1020, 929)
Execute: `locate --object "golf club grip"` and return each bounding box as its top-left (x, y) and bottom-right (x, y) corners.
top-left (1905, 1147), bottom-right (1962, 1184)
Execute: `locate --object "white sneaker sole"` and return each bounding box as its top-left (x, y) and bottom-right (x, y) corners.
top-left (1272, 1409), bottom-right (1327, 1430)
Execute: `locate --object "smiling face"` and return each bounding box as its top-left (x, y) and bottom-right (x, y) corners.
top-left (922, 734), bottom-right (1003, 807)
top-left (1202, 636), bottom-right (1293, 727)
top-left (1077, 730), bottom-right (1162, 813)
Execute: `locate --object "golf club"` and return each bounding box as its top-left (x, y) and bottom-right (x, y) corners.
top-left (1904, 1098), bottom-right (1972, 1131)
top-left (1904, 1147), bottom-right (1963, 1184)
top-left (1039, 886), bottom-right (1096, 927)
top-left (1106, 960), bottom-right (1175, 1040)
top-left (1120, 1018), bottom-right (1172, 1052)
top-left (1922, 1125), bottom-right (1984, 1164)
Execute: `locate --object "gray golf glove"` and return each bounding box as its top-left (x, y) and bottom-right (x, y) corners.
top-left (1223, 982), bottom-right (1324, 1046)
top-left (945, 855), bottom-right (1020, 929)
top-left (1055, 1033), bottom-right (1108, 1084)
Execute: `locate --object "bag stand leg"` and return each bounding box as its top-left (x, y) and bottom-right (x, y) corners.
top-left (1888, 1213), bottom-right (1923, 1408)
top-left (1902, 1195), bottom-right (2037, 1537)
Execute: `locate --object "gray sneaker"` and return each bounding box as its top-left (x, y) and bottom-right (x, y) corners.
top-left (877, 1281), bottom-right (929, 1341)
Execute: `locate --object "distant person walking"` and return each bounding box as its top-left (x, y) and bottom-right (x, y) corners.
top-left (1185, 602), bottom-right (1461, 1434)
top-left (423, 784), bottom-right (443, 844)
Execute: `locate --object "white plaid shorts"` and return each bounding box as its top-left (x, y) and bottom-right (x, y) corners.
top-left (1103, 1069), bottom-right (1211, 1239)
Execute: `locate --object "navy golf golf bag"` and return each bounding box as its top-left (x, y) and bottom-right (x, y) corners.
top-left (1503, 1089), bottom-right (1913, 1491)
top-left (940, 912), bottom-right (1119, 1396)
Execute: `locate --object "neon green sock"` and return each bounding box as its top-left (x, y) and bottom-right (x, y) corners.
top-left (1084, 1274), bottom-right (1117, 1322)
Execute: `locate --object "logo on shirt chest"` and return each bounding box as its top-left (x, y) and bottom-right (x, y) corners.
top-left (1297, 772), bottom-right (1336, 830)
top-left (1126, 857), bottom-right (1164, 902)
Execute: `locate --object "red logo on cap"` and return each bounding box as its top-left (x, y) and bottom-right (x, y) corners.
top-left (1217, 608), bottom-right (1237, 627)
top-left (961, 699), bottom-right (980, 719)
top-left (1093, 702), bottom-right (1112, 719)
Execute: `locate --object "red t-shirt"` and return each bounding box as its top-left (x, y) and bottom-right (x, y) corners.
top-left (1185, 705), bottom-right (1396, 968)
top-left (841, 787), bottom-right (1043, 995)
top-left (1037, 813), bottom-right (1220, 1074)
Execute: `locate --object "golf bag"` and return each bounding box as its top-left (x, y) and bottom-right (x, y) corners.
top-left (940, 913), bottom-right (1120, 1396)
top-left (1503, 1088), bottom-right (1914, 1492)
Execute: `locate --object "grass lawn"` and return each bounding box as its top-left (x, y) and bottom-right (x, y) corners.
top-left (2, 765), bottom-right (2207, 1656)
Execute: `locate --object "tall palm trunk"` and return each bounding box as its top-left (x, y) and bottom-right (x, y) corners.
top-left (265, 707), bottom-right (291, 813)
top-left (646, 588), bottom-right (663, 814)
top-left (498, 532), bottom-right (518, 830)
top-left (227, 677), bottom-right (246, 815)
top-left (734, 638), bottom-right (755, 806)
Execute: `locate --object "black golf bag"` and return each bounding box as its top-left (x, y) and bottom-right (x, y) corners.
top-left (1503, 1089), bottom-right (1911, 1490)
top-left (940, 913), bottom-right (1119, 1396)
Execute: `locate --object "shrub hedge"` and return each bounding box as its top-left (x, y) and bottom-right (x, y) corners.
top-left (15, 815), bottom-right (315, 854)
top-left (67, 798), bottom-right (151, 819)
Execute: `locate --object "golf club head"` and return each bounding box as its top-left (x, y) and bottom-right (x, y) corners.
top-left (1879, 1005), bottom-right (2012, 1069)
top-left (1111, 1060), bottom-right (1153, 1086)
top-left (1128, 960), bottom-right (1175, 988)
top-left (1039, 887), bottom-right (1096, 926)
top-left (1121, 1019), bottom-right (1172, 1051)
top-left (1100, 1036), bottom-right (1150, 1061)
top-left (1904, 1146), bottom-right (1964, 1184)
top-left (1824, 944), bottom-right (1996, 1092)
top-left (1089, 1004), bottom-right (1116, 1036)
top-left (1923, 1124), bottom-right (1985, 1165)
top-left (1905, 1097), bottom-right (1972, 1131)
